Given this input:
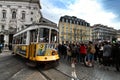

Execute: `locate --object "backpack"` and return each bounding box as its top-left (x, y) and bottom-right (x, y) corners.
top-left (90, 45), bottom-right (96, 54)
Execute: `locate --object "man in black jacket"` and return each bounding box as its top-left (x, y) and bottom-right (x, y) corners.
top-left (112, 43), bottom-right (120, 71)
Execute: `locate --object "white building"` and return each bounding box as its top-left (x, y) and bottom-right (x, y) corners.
top-left (0, 0), bottom-right (42, 46)
top-left (117, 30), bottom-right (120, 42)
top-left (92, 24), bottom-right (116, 42)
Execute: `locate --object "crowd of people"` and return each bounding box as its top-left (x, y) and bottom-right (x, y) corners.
top-left (57, 41), bottom-right (120, 71)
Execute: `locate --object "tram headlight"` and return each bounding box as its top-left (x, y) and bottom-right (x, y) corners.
top-left (52, 51), bottom-right (56, 55)
top-left (45, 57), bottom-right (47, 60)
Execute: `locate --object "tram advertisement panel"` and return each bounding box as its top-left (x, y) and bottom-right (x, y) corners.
top-left (36, 43), bottom-right (56, 56)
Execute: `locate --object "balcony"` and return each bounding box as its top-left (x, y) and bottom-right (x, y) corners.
top-left (0, 30), bottom-right (8, 35)
top-left (1, 18), bottom-right (6, 21)
top-left (9, 27), bottom-right (17, 34)
top-left (0, 28), bottom-right (16, 35)
top-left (1, 18), bottom-right (6, 24)
top-left (9, 19), bottom-right (17, 23)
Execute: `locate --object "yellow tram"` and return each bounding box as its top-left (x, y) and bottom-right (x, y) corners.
top-left (12, 20), bottom-right (59, 66)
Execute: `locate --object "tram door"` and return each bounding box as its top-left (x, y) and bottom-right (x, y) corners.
top-left (29, 43), bottom-right (36, 60)
top-left (0, 35), bottom-right (4, 44)
top-left (29, 30), bottom-right (37, 61)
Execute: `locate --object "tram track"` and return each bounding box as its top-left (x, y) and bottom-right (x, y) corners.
top-left (53, 68), bottom-right (80, 80)
top-left (0, 54), bottom-right (26, 80)
top-left (0, 51), bottom-right (80, 80)
top-left (37, 66), bottom-right (80, 80)
top-left (38, 68), bottom-right (52, 80)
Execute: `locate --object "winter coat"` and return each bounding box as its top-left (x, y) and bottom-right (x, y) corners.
top-left (80, 45), bottom-right (87, 54)
top-left (103, 44), bottom-right (111, 57)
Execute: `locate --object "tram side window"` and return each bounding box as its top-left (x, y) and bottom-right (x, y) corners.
top-left (20, 34), bottom-right (23, 44)
top-left (30, 29), bottom-right (37, 42)
top-left (15, 37), bottom-right (18, 44)
top-left (15, 33), bottom-right (26, 44)
top-left (17, 36), bottom-right (20, 44)
top-left (51, 29), bottom-right (57, 43)
top-left (16, 36), bottom-right (20, 44)
top-left (39, 28), bottom-right (49, 43)
top-left (14, 38), bottom-right (17, 44)
top-left (14, 37), bottom-right (19, 44)
top-left (23, 32), bottom-right (27, 44)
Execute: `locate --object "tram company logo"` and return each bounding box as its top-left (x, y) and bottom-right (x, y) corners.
top-left (40, 44), bottom-right (44, 49)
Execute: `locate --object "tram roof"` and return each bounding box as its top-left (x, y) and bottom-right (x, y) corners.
top-left (26, 17), bottom-right (57, 28)
top-left (14, 17), bottom-right (58, 37)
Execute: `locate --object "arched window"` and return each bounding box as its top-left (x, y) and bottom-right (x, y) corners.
top-left (21, 25), bottom-right (24, 29)
top-left (31, 18), bottom-right (33, 21)
top-left (21, 11), bottom-right (25, 20)
top-left (2, 25), bottom-right (4, 30)
top-left (12, 11), bottom-right (16, 19)
top-left (2, 10), bottom-right (6, 19)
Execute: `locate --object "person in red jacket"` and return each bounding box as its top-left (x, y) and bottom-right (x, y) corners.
top-left (80, 43), bottom-right (87, 65)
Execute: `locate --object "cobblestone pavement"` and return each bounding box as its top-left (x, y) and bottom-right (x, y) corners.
top-left (76, 63), bottom-right (120, 80)
top-left (0, 51), bottom-right (46, 80)
top-left (1, 51), bottom-right (120, 80)
top-left (58, 58), bottom-right (120, 80)
top-left (0, 50), bottom-right (12, 56)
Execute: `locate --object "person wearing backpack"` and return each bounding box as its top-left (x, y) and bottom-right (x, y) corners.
top-left (87, 41), bottom-right (96, 67)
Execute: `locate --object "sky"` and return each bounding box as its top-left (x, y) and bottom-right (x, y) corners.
top-left (40, 0), bottom-right (120, 30)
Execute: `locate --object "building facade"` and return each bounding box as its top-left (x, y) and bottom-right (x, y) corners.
top-left (0, 0), bottom-right (42, 46)
top-left (116, 30), bottom-right (120, 42)
top-left (92, 24), bottom-right (117, 42)
top-left (58, 15), bottom-right (92, 44)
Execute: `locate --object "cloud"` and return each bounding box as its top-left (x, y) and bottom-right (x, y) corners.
top-left (40, 0), bottom-right (119, 29)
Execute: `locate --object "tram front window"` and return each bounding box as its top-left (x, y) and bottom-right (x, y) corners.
top-left (51, 29), bottom-right (57, 43)
top-left (39, 28), bottom-right (49, 43)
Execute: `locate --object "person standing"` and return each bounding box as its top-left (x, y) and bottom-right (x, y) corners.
top-left (94, 43), bottom-right (99, 61)
top-left (58, 44), bottom-right (62, 57)
top-left (61, 44), bottom-right (67, 59)
top-left (66, 44), bottom-right (72, 62)
top-left (98, 43), bottom-right (104, 64)
top-left (111, 43), bottom-right (120, 71)
top-left (87, 41), bottom-right (96, 67)
top-left (71, 44), bottom-right (77, 64)
top-left (80, 43), bottom-right (87, 65)
top-left (103, 42), bottom-right (111, 69)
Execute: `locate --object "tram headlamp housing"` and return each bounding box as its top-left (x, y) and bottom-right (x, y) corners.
top-left (45, 57), bottom-right (47, 60)
top-left (52, 51), bottom-right (56, 55)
